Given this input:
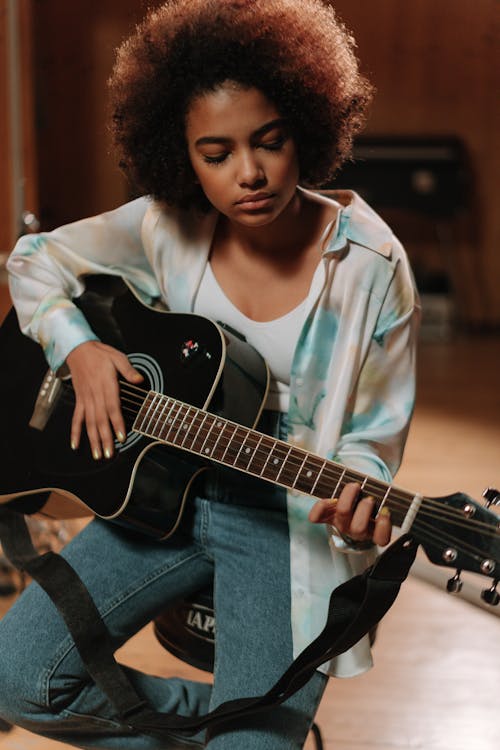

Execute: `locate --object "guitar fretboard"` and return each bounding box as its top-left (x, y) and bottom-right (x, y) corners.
top-left (133, 390), bottom-right (415, 528)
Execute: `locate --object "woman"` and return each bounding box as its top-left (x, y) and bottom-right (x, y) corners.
top-left (0, 0), bottom-right (419, 747)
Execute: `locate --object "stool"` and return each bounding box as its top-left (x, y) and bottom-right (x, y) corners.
top-left (154, 585), bottom-right (324, 749)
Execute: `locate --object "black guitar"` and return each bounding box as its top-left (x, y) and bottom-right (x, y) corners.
top-left (1, 277), bottom-right (500, 603)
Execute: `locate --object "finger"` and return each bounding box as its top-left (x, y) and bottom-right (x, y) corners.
top-left (70, 401), bottom-right (85, 450)
top-left (373, 506), bottom-right (392, 547)
top-left (333, 482), bottom-right (362, 534)
top-left (349, 496), bottom-right (376, 539)
top-left (92, 393), bottom-right (117, 460)
top-left (308, 498), bottom-right (338, 524)
top-left (101, 377), bottom-right (126, 454)
top-left (111, 350), bottom-right (143, 383)
top-left (83, 400), bottom-right (103, 461)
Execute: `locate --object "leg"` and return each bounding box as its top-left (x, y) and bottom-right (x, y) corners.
top-left (0, 516), bottom-right (214, 749)
top-left (204, 499), bottom-right (328, 749)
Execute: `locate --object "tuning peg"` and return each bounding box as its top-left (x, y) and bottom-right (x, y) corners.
top-left (481, 580), bottom-right (500, 606)
top-left (482, 488), bottom-right (500, 507)
top-left (446, 571), bottom-right (463, 594)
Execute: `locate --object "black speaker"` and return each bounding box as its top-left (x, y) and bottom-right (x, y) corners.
top-left (334, 136), bottom-right (471, 218)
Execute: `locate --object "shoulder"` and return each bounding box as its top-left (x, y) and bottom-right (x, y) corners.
top-left (310, 189), bottom-right (417, 312)
top-left (313, 189), bottom-right (402, 262)
top-left (143, 200), bottom-right (212, 236)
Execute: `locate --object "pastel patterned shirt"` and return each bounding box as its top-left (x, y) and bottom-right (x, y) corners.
top-left (7, 188), bottom-right (420, 677)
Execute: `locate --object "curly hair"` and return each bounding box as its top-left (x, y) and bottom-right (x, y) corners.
top-left (109, 0), bottom-right (373, 209)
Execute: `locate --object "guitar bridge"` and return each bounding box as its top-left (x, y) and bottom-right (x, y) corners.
top-left (29, 369), bottom-right (63, 431)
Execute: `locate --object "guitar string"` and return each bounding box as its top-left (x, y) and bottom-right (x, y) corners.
top-left (128, 391), bottom-right (500, 540)
top-left (59, 382), bottom-right (500, 546)
top-left (408, 513), bottom-right (495, 563)
top-left (60, 381), bottom-right (500, 540)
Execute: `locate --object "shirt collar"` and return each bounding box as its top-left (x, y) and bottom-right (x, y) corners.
top-left (299, 187), bottom-right (394, 259)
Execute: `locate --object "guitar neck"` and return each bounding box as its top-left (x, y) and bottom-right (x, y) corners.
top-left (133, 391), bottom-right (416, 529)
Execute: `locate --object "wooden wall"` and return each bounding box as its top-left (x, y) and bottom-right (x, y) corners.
top-left (4, 0), bottom-right (500, 323)
top-left (333, 0), bottom-right (499, 325)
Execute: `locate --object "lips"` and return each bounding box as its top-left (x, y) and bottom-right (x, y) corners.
top-left (235, 192), bottom-right (275, 209)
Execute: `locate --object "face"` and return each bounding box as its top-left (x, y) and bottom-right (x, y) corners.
top-left (185, 82), bottom-right (300, 226)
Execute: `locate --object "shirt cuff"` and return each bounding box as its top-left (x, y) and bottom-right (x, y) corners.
top-left (35, 299), bottom-right (100, 371)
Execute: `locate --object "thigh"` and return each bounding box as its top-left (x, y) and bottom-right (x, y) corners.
top-left (0, 517), bottom-right (214, 709)
top-left (206, 502), bottom-right (327, 749)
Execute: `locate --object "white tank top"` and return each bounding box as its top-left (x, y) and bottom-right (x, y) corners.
top-left (193, 263), bottom-right (315, 411)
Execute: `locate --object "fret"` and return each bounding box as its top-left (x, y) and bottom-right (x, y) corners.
top-left (275, 445), bottom-right (293, 482)
top-left (310, 459), bottom-right (327, 495)
top-left (189, 412), bottom-right (210, 453)
top-left (163, 401), bottom-right (186, 443)
top-left (154, 397), bottom-right (174, 440)
top-left (290, 455), bottom-right (327, 495)
top-left (143, 393), bottom-right (164, 435)
top-left (331, 467), bottom-right (346, 498)
top-left (246, 434), bottom-right (264, 472)
top-left (157, 398), bottom-right (178, 441)
top-left (171, 403), bottom-right (193, 445)
top-left (209, 419), bottom-right (233, 461)
top-left (198, 414), bottom-right (219, 457)
top-left (220, 422), bottom-right (239, 462)
top-left (232, 426), bottom-right (254, 467)
top-left (291, 452), bottom-right (308, 489)
top-left (259, 438), bottom-right (289, 481)
top-left (386, 489), bottom-right (414, 529)
top-left (377, 485), bottom-right (392, 515)
top-left (233, 430), bottom-right (262, 472)
top-left (178, 405), bottom-right (201, 447)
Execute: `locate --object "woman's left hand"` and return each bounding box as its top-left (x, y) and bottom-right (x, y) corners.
top-left (308, 482), bottom-right (392, 547)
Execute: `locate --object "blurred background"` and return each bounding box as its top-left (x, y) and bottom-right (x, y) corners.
top-left (1, 0), bottom-right (499, 332)
top-left (0, 2), bottom-right (499, 749)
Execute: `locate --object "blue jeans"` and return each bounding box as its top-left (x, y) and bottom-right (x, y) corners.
top-left (0, 412), bottom-right (328, 749)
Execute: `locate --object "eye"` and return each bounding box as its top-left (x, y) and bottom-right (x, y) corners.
top-left (202, 153), bottom-right (228, 165)
top-left (260, 135), bottom-right (288, 152)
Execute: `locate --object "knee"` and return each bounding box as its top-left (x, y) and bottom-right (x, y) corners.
top-left (0, 610), bottom-right (50, 724)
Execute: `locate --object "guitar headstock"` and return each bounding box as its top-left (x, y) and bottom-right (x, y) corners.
top-left (415, 489), bottom-right (500, 605)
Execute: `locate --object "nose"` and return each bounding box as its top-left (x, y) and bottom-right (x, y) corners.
top-left (236, 149), bottom-right (266, 188)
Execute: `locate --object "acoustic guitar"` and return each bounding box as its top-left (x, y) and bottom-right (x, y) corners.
top-left (1, 276), bottom-right (499, 604)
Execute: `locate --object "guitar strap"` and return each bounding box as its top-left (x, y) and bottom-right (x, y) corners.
top-left (0, 506), bottom-right (417, 738)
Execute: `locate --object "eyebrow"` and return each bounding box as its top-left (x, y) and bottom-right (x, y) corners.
top-left (194, 118), bottom-right (288, 147)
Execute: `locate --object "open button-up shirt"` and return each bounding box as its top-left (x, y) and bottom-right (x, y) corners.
top-left (7, 189), bottom-right (420, 677)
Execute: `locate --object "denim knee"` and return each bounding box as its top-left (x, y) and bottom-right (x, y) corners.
top-left (0, 621), bottom-right (43, 723)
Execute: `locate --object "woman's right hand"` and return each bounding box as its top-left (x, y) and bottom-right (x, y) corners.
top-left (66, 341), bottom-right (143, 460)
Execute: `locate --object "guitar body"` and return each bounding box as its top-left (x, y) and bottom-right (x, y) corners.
top-left (0, 277), bottom-right (269, 538)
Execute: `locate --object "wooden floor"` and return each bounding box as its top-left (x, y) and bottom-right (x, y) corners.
top-left (1, 331), bottom-right (500, 749)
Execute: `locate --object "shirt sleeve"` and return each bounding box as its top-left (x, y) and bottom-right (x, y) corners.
top-left (329, 256), bottom-right (420, 551)
top-left (334, 257), bottom-right (420, 483)
top-left (6, 197), bottom-right (158, 371)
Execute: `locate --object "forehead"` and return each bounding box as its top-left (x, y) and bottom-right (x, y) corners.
top-left (185, 83), bottom-right (282, 141)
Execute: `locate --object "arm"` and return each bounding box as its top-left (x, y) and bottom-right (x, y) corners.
top-left (7, 197), bottom-right (155, 458)
top-left (7, 196), bottom-right (154, 371)
top-left (310, 255), bottom-right (421, 547)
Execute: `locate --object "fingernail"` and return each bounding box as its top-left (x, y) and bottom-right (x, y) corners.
top-left (71, 440), bottom-right (77, 451)
top-left (93, 448), bottom-right (101, 461)
top-left (379, 507), bottom-right (391, 518)
top-left (116, 431), bottom-right (125, 443)
top-left (104, 447), bottom-right (112, 460)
